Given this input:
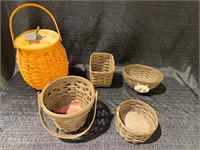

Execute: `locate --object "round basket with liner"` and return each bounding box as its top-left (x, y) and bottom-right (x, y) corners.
top-left (38, 76), bottom-right (98, 139)
top-left (116, 99), bottom-right (158, 143)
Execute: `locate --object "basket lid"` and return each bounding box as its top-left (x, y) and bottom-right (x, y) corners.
top-left (15, 29), bottom-right (59, 50)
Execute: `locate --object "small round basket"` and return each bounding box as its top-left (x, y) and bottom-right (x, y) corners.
top-left (116, 99), bottom-right (158, 143)
top-left (123, 64), bottom-right (164, 93)
top-left (38, 76), bottom-right (98, 139)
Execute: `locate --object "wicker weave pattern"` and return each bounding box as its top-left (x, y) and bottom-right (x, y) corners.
top-left (89, 53), bottom-right (115, 87)
top-left (40, 76), bottom-right (95, 133)
top-left (9, 3), bottom-right (69, 90)
top-left (123, 64), bottom-right (163, 89)
top-left (116, 99), bottom-right (158, 143)
top-left (17, 42), bottom-right (68, 90)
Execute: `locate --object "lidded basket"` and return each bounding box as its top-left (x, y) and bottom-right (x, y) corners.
top-left (9, 3), bottom-right (69, 90)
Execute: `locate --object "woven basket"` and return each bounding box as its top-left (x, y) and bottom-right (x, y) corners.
top-left (123, 64), bottom-right (163, 93)
top-left (89, 52), bottom-right (115, 87)
top-left (9, 3), bottom-right (69, 90)
top-left (38, 76), bottom-right (98, 139)
top-left (116, 99), bottom-right (158, 143)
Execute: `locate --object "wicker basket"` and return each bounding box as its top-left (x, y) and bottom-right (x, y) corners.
top-left (116, 99), bottom-right (158, 143)
top-left (89, 52), bottom-right (115, 87)
top-left (38, 76), bottom-right (98, 139)
top-left (123, 64), bottom-right (164, 93)
top-left (9, 3), bottom-right (69, 90)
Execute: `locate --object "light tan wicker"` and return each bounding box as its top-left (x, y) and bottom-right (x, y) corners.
top-left (37, 76), bottom-right (98, 139)
top-left (123, 64), bottom-right (164, 92)
top-left (116, 99), bottom-right (158, 143)
top-left (89, 52), bottom-right (115, 87)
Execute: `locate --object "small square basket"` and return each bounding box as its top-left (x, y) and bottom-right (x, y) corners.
top-left (89, 52), bottom-right (115, 87)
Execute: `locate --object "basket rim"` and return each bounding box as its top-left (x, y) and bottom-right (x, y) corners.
top-left (89, 52), bottom-right (115, 74)
top-left (116, 99), bottom-right (158, 136)
top-left (123, 64), bottom-right (164, 84)
top-left (40, 75), bottom-right (96, 118)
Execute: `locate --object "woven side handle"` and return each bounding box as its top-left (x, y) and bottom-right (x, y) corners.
top-left (37, 91), bottom-right (98, 139)
top-left (9, 3), bottom-right (62, 48)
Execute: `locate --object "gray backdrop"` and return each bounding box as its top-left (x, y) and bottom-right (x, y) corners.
top-left (1, 1), bottom-right (199, 90)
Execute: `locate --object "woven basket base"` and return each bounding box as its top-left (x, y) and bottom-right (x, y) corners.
top-left (122, 111), bottom-right (150, 134)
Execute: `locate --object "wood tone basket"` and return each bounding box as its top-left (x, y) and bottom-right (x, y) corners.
top-left (37, 76), bottom-right (98, 139)
top-left (9, 3), bottom-right (69, 90)
top-left (116, 99), bottom-right (158, 143)
top-left (123, 64), bottom-right (164, 91)
top-left (89, 52), bottom-right (115, 87)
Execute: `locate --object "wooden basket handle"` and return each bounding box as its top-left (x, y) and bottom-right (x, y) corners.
top-left (9, 3), bottom-right (62, 48)
top-left (37, 91), bottom-right (98, 139)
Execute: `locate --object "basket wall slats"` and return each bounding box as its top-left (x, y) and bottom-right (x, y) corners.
top-left (90, 53), bottom-right (115, 87)
top-left (17, 42), bottom-right (68, 90)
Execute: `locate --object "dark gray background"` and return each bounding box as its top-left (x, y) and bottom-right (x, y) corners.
top-left (1, 1), bottom-right (199, 89)
top-left (0, 1), bottom-right (199, 150)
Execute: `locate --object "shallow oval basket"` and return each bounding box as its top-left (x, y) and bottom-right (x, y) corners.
top-left (115, 99), bottom-right (158, 143)
top-left (123, 64), bottom-right (164, 93)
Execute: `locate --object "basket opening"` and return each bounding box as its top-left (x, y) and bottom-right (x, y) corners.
top-left (42, 77), bottom-right (94, 114)
top-left (119, 103), bottom-right (157, 134)
top-left (91, 54), bottom-right (114, 72)
top-left (125, 66), bottom-right (162, 83)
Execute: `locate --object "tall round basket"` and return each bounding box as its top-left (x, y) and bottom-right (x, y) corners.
top-left (9, 3), bottom-right (69, 90)
top-left (38, 76), bottom-right (98, 139)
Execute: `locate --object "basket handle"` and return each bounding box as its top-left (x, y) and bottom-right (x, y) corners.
top-left (9, 3), bottom-right (62, 48)
top-left (37, 91), bottom-right (98, 139)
